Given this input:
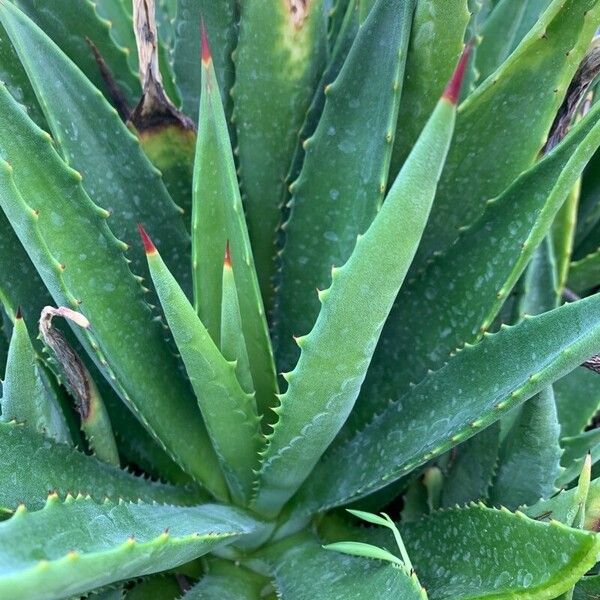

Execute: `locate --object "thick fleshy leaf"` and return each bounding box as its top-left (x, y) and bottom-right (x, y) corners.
top-left (275, 0), bottom-right (416, 374)
top-left (143, 232), bottom-right (261, 505)
top-left (349, 94), bottom-right (600, 436)
top-left (555, 367), bottom-right (600, 439)
top-left (253, 72), bottom-right (459, 518)
top-left (291, 293), bottom-right (600, 516)
top-left (523, 477), bottom-right (600, 531)
top-left (0, 496), bottom-right (259, 600)
top-left (0, 82), bottom-right (225, 497)
top-left (173, 0), bottom-right (237, 121)
top-left (490, 387), bottom-right (562, 509)
top-left (324, 505), bottom-right (600, 599)
top-left (0, 1), bottom-right (192, 297)
top-left (389, 0), bottom-right (469, 176)
top-left (232, 0), bottom-right (328, 309)
top-left (1, 314), bottom-right (71, 444)
top-left (12, 0), bottom-right (140, 106)
top-left (94, 0), bottom-right (180, 104)
top-left (410, 0), bottom-right (600, 275)
top-left (0, 21), bottom-right (43, 125)
top-left (192, 41), bottom-right (278, 419)
top-left (569, 248), bottom-right (600, 293)
top-left (181, 560), bottom-right (265, 599)
top-left (440, 422), bottom-right (500, 507)
top-left (285, 0), bottom-right (359, 198)
top-left (0, 421), bottom-right (204, 511)
top-left (475, 0), bottom-right (554, 82)
top-left (265, 534), bottom-right (426, 600)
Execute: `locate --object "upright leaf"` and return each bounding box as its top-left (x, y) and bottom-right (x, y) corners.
top-left (232, 0), bottom-right (328, 309)
top-left (0, 1), bottom-right (192, 296)
top-left (1, 312), bottom-right (70, 444)
top-left (12, 0), bottom-right (141, 106)
top-left (192, 35), bottom-right (277, 418)
top-left (291, 293), bottom-right (600, 516)
top-left (490, 387), bottom-right (562, 508)
top-left (569, 248), bottom-right (600, 293)
top-left (141, 227), bottom-right (261, 505)
top-left (475, 0), bottom-right (554, 82)
top-left (275, 0), bottom-right (416, 374)
top-left (253, 58), bottom-right (462, 518)
top-left (410, 0), bottom-right (600, 275)
top-left (0, 22), bottom-right (43, 125)
top-left (555, 367), bottom-right (600, 439)
top-left (440, 422), bottom-right (500, 507)
top-left (0, 82), bottom-right (226, 498)
top-left (349, 96), bottom-right (600, 434)
top-left (173, 0), bottom-right (237, 121)
top-left (389, 0), bottom-right (469, 175)
top-left (0, 496), bottom-right (259, 600)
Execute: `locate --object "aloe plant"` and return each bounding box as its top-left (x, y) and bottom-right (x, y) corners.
top-left (2, 0), bottom-right (600, 597)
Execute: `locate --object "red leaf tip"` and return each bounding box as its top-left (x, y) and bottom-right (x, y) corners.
top-left (224, 241), bottom-right (231, 267)
top-left (15, 305), bottom-right (22, 320)
top-left (137, 224), bottom-right (157, 255)
top-left (201, 19), bottom-right (211, 65)
top-left (443, 43), bottom-right (472, 105)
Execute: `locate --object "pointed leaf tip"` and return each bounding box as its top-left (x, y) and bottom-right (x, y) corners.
top-left (15, 306), bottom-right (22, 320)
top-left (201, 19), bottom-right (211, 65)
top-left (224, 240), bottom-right (231, 268)
top-left (443, 43), bottom-right (472, 105)
top-left (137, 224), bottom-right (157, 255)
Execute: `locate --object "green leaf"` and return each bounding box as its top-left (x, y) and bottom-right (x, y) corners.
top-left (192, 42), bottom-right (278, 419)
top-left (0, 1), bottom-right (192, 298)
top-left (475, 0), bottom-right (554, 82)
top-left (291, 292), bottom-right (600, 516)
top-left (0, 82), bottom-right (225, 497)
top-left (0, 22), bottom-right (44, 125)
top-left (351, 92), bottom-right (600, 435)
top-left (124, 575), bottom-right (181, 600)
top-left (337, 505), bottom-right (600, 599)
top-left (253, 65), bottom-right (458, 518)
top-left (490, 387), bottom-right (562, 509)
top-left (440, 422), bottom-right (500, 507)
top-left (523, 475), bottom-right (600, 531)
top-left (410, 0), bottom-right (600, 275)
top-left (553, 181), bottom-right (580, 292)
top-left (285, 0), bottom-right (359, 197)
top-left (575, 145), bottom-right (600, 258)
top-left (0, 496), bottom-right (259, 600)
top-left (144, 233), bottom-right (262, 505)
top-left (173, 0), bottom-right (237, 121)
top-left (267, 534), bottom-right (426, 600)
top-left (275, 0), bottom-right (416, 373)
top-left (12, 0), bottom-right (141, 106)
top-left (94, 0), bottom-right (180, 106)
top-left (221, 251), bottom-right (254, 395)
top-left (569, 248), bottom-right (600, 293)
top-left (389, 0), bottom-right (469, 176)
top-left (181, 561), bottom-right (265, 599)
top-left (1, 313), bottom-right (71, 444)
top-left (232, 0), bottom-right (328, 309)
top-left (575, 576), bottom-right (600, 599)
top-left (555, 367), bottom-right (600, 439)
top-left (0, 421), bottom-right (204, 511)
top-left (559, 429), bottom-right (600, 487)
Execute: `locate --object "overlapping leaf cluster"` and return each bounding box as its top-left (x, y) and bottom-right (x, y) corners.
top-left (1, 0), bottom-right (600, 598)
